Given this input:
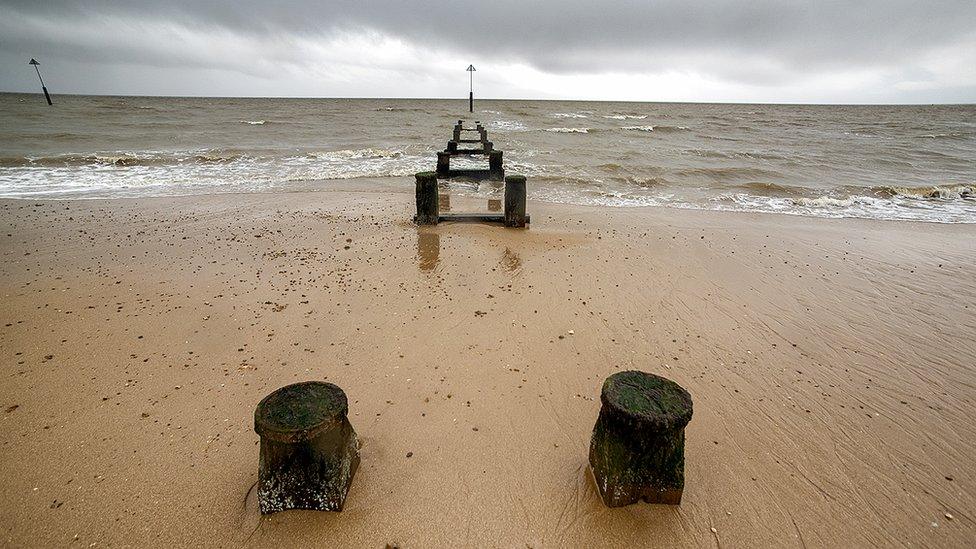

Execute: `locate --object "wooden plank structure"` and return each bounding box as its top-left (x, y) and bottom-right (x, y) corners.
top-left (439, 120), bottom-right (504, 181)
top-left (417, 120), bottom-right (529, 227)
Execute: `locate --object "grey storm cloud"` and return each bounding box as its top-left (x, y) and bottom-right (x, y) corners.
top-left (1, 0), bottom-right (975, 101)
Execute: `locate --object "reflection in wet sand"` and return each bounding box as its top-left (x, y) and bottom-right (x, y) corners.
top-left (438, 193), bottom-right (451, 212)
top-left (501, 247), bottom-right (521, 273)
top-left (417, 231), bottom-right (440, 271)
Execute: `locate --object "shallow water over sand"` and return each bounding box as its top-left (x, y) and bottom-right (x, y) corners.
top-left (1, 94), bottom-right (974, 222)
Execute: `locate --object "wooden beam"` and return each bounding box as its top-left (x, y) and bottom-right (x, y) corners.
top-left (436, 168), bottom-right (503, 181)
top-left (438, 213), bottom-right (531, 224)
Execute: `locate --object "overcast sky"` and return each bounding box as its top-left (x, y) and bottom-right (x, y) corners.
top-left (1, 1), bottom-right (974, 103)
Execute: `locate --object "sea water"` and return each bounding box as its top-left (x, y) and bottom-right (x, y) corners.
top-left (1, 94), bottom-right (973, 223)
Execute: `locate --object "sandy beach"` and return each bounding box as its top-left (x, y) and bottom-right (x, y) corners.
top-left (1, 182), bottom-right (974, 547)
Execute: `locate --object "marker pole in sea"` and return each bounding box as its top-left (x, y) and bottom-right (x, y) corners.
top-left (467, 64), bottom-right (476, 113)
top-left (29, 59), bottom-right (53, 106)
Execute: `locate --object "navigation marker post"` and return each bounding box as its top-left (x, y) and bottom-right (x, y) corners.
top-left (29, 59), bottom-right (53, 106)
top-left (466, 64), bottom-right (476, 113)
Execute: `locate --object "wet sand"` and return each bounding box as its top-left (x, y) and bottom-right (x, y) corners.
top-left (1, 183), bottom-right (974, 547)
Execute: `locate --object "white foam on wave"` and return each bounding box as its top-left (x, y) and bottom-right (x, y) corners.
top-left (448, 174), bottom-right (976, 223)
top-left (0, 147), bottom-right (430, 199)
top-left (545, 127), bottom-right (589, 134)
top-left (4, 146), bottom-right (973, 224)
top-left (552, 113), bottom-right (588, 119)
top-left (791, 196), bottom-right (879, 208)
top-left (89, 152), bottom-right (160, 165)
top-left (884, 184), bottom-right (974, 199)
top-left (623, 126), bottom-right (655, 132)
top-left (309, 148), bottom-right (402, 160)
top-left (716, 192), bottom-right (976, 223)
top-left (603, 114), bottom-right (648, 120)
top-left (489, 120), bottom-right (528, 132)
top-left (240, 120), bottom-right (267, 125)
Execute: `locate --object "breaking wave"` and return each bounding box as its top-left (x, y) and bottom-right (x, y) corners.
top-left (620, 125), bottom-right (689, 133)
top-left (732, 181), bottom-right (806, 196)
top-left (2, 151), bottom-right (246, 167)
top-left (0, 147), bottom-right (431, 199)
top-left (307, 148), bottom-right (403, 161)
top-left (653, 125), bottom-right (690, 133)
top-left (873, 184), bottom-right (974, 199)
top-left (791, 196), bottom-right (883, 208)
top-left (489, 120), bottom-right (528, 132)
top-left (545, 127), bottom-right (589, 134)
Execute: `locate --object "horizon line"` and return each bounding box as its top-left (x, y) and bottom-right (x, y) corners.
top-left (1, 90), bottom-right (973, 107)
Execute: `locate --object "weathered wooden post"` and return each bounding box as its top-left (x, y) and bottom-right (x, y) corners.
top-left (447, 141), bottom-right (458, 153)
top-left (254, 381), bottom-right (360, 514)
top-left (415, 171), bottom-right (439, 225)
top-left (436, 152), bottom-right (451, 177)
top-left (489, 150), bottom-right (504, 180)
top-left (504, 175), bottom-right (527, 227)
top-left (482, 141), bottom-right (493, 153)
top-left (453, 125), bottom-right (462, 142)
top-left (589, 371), bottom-right (693, 507)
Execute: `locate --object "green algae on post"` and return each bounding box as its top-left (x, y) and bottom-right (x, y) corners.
top-left (589, 371), bottom-right (693, 506)
top-left (414, 172), bottom-right (439, 225)
top-left (504, 175), bottom-right (527, 228)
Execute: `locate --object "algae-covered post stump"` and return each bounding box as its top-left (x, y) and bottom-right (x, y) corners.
top-left (254, 381), bottom-right (360, 514)
top-left (504, 175), bottom-right (527, 227)
top-left (589, 371), bottom-right (693, 506)
top-left (414, 171), bottom-right (439, 225)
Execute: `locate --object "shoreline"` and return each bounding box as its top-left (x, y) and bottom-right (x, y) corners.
top-left (1, 187), bottom-right (974, 547)
top-left (2, 175), bottom-right (974, 227)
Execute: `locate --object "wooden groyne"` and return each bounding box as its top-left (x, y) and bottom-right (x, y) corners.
top-left (416, 120), bottom-right (528, 227)
top-left (437, 120), bottom-right (504, 181)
